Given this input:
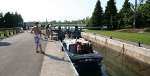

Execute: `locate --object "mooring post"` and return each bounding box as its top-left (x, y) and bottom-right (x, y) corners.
top-left (93, 33), bottom-right (96, 40)
top-left (104, 38), bottom-right (108, 56)
top-left (110, 36), bottom-right (112, 39)
top-left (138, 41), bottom-right (142, 47)
top-left (0, 33), bottom-right (1, 38)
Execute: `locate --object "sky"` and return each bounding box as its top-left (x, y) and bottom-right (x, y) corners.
top-left (0, 0), bottom-right (135, 22)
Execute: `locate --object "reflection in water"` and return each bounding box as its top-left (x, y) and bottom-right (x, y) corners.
top-left (79, 71), bottom-right (101, 76)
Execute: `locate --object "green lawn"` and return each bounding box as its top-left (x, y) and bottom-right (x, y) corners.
top-left (86, 30), bottom-right (150, 45)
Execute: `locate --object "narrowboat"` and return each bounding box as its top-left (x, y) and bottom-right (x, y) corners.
top-left (62, 38), bottom-right (103, 72)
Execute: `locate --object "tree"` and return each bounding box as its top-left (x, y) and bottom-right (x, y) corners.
top-left (146, 0), bottom-right (150, 3)
top-left (3, 12), bottom-right (13, 27)
top-left (89, 0), bottom-right (103, 29)
top-left (129, 0), bottom-right (148, 28)
top-left (0, 13), bottom-right (4, 28)
top-left (118, 0), bottom-right (134, 28)
top-left (138, 1), bottom-right (150, 27)
top-left (3, 12), bottom-right (24, 28)
top-left (104, 0), bottom-right (117, 30)
top-left (82, 17), bottom-right (90, 26)
top-left (17, 14), bottom-right (24, 27)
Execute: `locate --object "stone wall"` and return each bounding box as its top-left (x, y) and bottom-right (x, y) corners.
top-left (82, 32), bottom-right (150, 76)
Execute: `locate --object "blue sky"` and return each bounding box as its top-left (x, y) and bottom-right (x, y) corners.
top-left (0, 0), bottom-right (134, 22)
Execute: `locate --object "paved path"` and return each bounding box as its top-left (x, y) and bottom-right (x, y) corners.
top-left (0, 31), bottom-right (47, 76)
top-left (40, 41), bottom-right (79, 76)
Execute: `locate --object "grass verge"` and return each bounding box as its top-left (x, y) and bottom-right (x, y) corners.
top-left (86, 30), bottom-right (150, 45)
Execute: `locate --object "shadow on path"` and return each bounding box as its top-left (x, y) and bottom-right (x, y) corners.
top-left (0, 42), bottom-right (11, 46)
top-left (43, 53), bottom-right (70, 62)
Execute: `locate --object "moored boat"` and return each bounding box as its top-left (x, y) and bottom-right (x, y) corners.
top-left (62, 38), bottom-right (103, 72)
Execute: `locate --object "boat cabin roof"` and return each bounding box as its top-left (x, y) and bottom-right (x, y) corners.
top-left (63, 38), bottom-right (89, 45)
top-left (63, 38), bottom-right (93, 54)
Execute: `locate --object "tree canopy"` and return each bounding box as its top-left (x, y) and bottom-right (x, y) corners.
top-left (137, 1), bottom-right (150, 26)
top-left (0, 12), bottom-right (23, 28)
top-left (104, 0), bottom-right (117, 29)
top-left (84, 0), bottom-right (150, 30)
top-left (89, 0), bottom-right (103, 29)
top-left (118, 0), bottom-right (134, 28)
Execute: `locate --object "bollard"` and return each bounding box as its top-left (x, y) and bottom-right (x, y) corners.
top-left (1, 33), bottom-right (4, 38)
top-left (0, 33), bottom-right (1, 38)
top-left (93, 33), bottom-right (96, 40)
top-left (13, 30), bottom-right (16, 35)
top-left (4, 32), bottom-right (6, 37)
top-left (9, 31), bottom-right (11, 36)
top-left (0, 33), bottom-right (4, 39)
top-left (7, 30), bottom-right (10, 37)
top-left (110, 36), bottom-right (112, 39)
top-left (138, 41), bottom-right (142, 47)
top-left (4, 31), bottom-right (8, 37)
top-left (11, 31), bottom-right (13, 35)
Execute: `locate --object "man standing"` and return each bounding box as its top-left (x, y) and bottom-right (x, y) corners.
top-left (31, 22), bottom-right (44, 54)
top-left (45, 25), bottom-right (50, 40)
top-left (58, 26), bottom-right (65, 42)
top-left (73, 26), bottom-right (81, 39)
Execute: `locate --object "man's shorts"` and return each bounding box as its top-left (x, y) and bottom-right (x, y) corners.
top-left (34, 35), bottom-right (41, 47)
